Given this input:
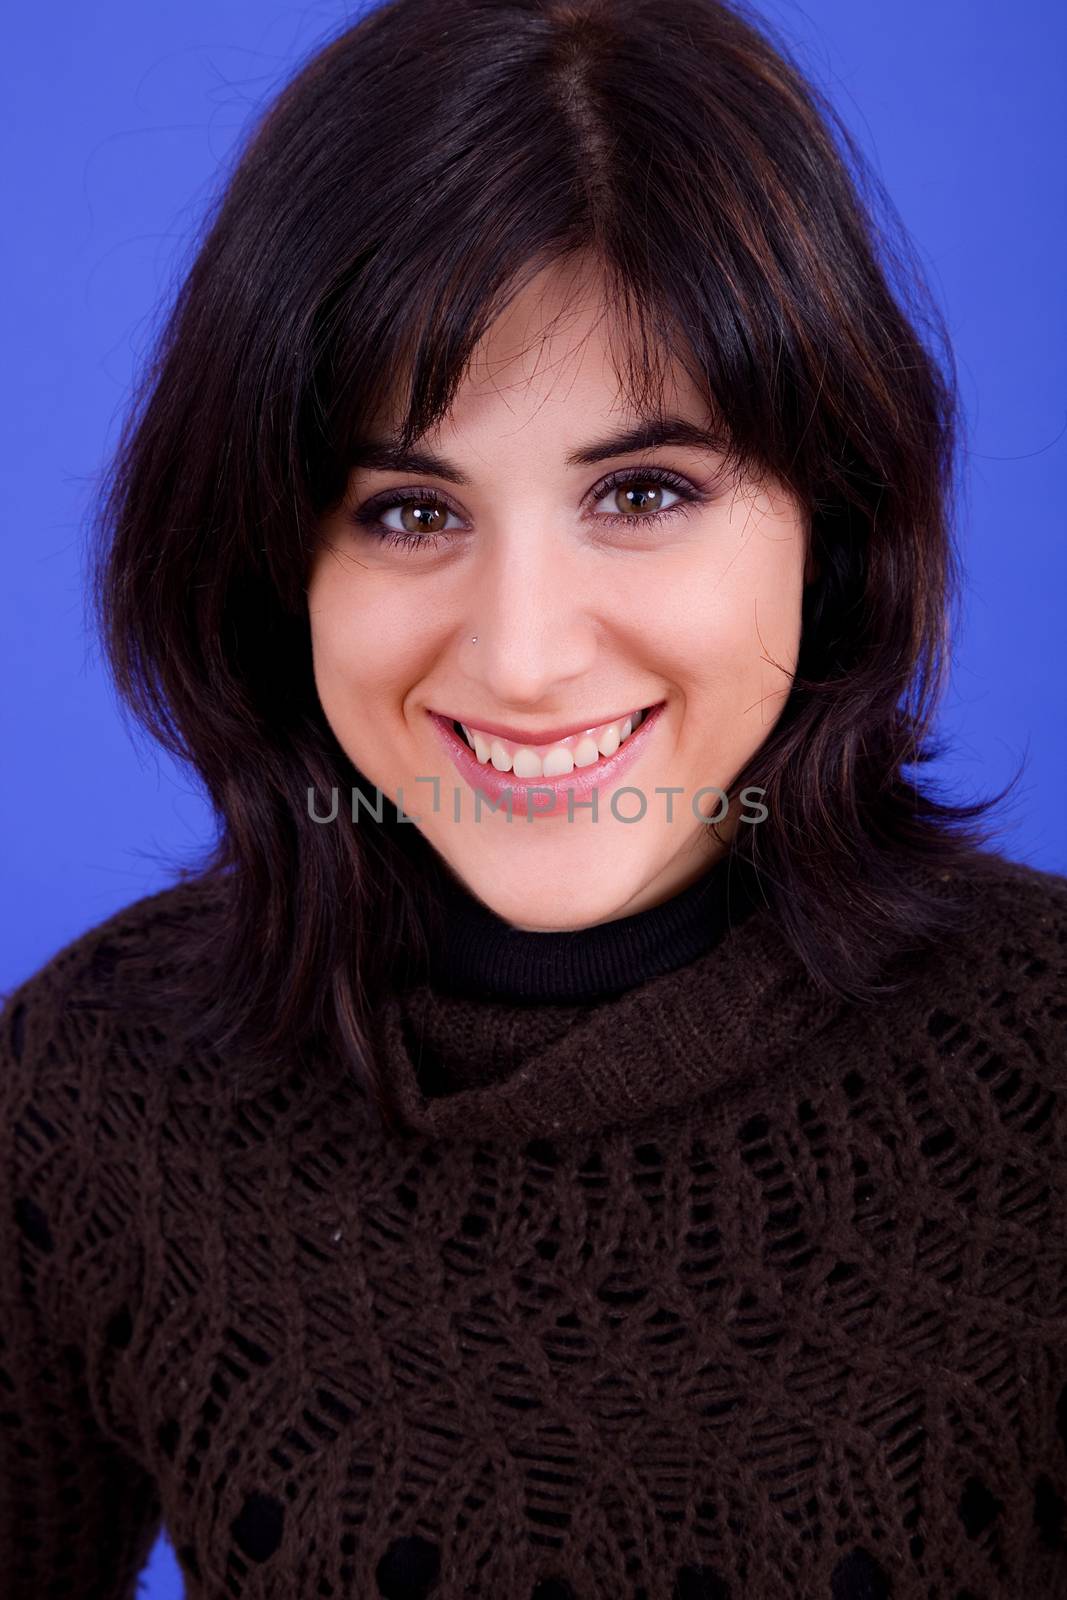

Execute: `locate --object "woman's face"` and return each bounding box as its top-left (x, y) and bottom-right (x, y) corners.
top-left (308, 260), bottom-right (813, 930)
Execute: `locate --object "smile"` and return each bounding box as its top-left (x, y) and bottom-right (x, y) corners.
top-left (426, 702), bottom-right (666, 818)
top-left (452, 707), bottom-right (649, 777)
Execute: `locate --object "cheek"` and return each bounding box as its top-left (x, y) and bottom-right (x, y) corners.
top-left (307, 560), bottom-right (426, 712)
top-left (660, 527), bottom-right (805, 751)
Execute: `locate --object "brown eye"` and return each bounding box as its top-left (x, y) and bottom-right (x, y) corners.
top-left (392, 498), bottom-right (450, 536)
top-left (608, 480), bottom-right (669, 516)
top-left (347, 489), bottom-right (460, 552)
top-left (590, 465), bottom-right (707, 529)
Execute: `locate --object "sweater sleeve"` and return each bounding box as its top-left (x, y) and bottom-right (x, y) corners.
top-left (0, 966), bottom-right (163, 1596)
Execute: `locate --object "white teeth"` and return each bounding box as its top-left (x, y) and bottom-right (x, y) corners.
top-left (511, 748), bottom-right (543, 779)
top-left (541, 746), bottom-right (575, 776)
top-left (458, 709), bottom-right (651, 775)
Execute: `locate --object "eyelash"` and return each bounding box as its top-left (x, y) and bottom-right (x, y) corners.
top-left (346, 466), bottom-right (710, 553)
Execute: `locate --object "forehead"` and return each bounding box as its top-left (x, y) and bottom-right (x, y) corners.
top-left (369, 257), bottom-right (715, 460)
top-left (464, 258), bottom-right (695, 412)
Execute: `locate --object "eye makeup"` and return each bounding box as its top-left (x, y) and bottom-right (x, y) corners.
top-left (344, 463), bottom-right (718, 554)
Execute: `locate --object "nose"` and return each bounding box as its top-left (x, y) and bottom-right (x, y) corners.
top-left (463, 523), bottom-right (598, 707)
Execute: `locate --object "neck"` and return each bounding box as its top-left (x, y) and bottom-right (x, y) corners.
top-left (415, 851), bottom-right (765, 1004)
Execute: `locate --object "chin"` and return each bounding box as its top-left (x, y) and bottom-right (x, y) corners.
top-left (450, 854), bottom-right (652, 932)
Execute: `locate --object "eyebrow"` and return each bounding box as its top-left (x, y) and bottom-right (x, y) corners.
top-left (346, 417), bottom-right (731, 485)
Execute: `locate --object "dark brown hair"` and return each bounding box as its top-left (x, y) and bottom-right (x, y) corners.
top-left (87, 0), bottom-right (1019, 1132)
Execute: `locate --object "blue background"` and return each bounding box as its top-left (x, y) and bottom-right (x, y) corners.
top-left (2, 2), bottom-right (1064, 1592)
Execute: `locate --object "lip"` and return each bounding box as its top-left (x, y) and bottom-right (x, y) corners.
top-left (426, 701), bottom-right (666, 819)
top-left (431, 708), bottom-right (646, 747)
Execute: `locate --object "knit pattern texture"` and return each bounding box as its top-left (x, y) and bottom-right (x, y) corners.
top-left (2, 854), bottom-right (1067, 1599)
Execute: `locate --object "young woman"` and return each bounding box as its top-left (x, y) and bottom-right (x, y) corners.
top-left (3, 0), bottom-right (1065, 1596)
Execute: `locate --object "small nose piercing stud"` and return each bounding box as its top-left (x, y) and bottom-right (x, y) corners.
top-left (471, 636), bottom-right (478, 644)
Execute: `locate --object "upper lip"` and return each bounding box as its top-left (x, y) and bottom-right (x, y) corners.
top-left (432, 704), bottom-right (658, 746)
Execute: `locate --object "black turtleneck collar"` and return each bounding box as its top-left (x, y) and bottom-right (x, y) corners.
top-left (416, 850), bottom-right (765, 1004)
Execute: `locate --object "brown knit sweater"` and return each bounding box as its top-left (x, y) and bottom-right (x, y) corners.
top-left (2, 852), bottom-right (1067, 1599)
